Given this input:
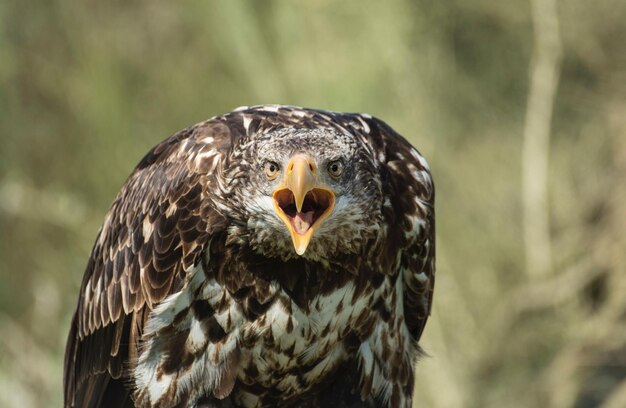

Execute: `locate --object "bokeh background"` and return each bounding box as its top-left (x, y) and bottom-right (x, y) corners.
top-left (1, 1), bottom-right (625, 407)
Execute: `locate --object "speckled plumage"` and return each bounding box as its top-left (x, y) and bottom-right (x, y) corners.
top-left (64, 105), bottom-right (435, 408)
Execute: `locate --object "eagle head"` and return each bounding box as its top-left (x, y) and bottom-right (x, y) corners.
top-left (218, 126), bottom-right (384, 261)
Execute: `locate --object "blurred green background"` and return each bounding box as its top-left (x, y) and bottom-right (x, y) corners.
top-left (1, 1), bottom-right (625, 407)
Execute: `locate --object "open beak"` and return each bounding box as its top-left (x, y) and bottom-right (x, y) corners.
top-left (272, 155), bottom-right (335, 255)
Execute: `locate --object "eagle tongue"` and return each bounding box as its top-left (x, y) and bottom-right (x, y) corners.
top-left (293, 211), bottom-right (315, 234)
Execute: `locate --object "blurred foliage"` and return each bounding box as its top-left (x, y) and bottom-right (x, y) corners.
top-left (1, 1), bottom-right (625, 407)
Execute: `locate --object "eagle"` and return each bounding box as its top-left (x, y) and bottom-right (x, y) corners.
top-left (64, 105), bottom-right (435, 408)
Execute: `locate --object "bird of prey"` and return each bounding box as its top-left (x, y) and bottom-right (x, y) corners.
top-left (64, 105), bottom-right (435, 408)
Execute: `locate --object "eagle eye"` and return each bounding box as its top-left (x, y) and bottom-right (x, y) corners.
top-left (265, 161), bottom-right (280, 179)
top-left (327, 160), bottom-right (344, 178)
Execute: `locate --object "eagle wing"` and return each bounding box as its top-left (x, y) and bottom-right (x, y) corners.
top-left (339, 113), bottom-right (435, 341)
top-left (334, 114), bottom-right (435, 406)
top-left (368, 117), bottom-right (435, 341)
top-left (63, 119), bottom-right (237, 407)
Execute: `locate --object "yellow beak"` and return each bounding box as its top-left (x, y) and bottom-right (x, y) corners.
top-left (272, 155), bottom-right (335, 255)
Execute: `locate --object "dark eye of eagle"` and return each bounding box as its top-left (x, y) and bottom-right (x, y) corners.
top-left (327, 160), bottom-right (343, 178)
top-left (265, 161), bottom-right (280, 179)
